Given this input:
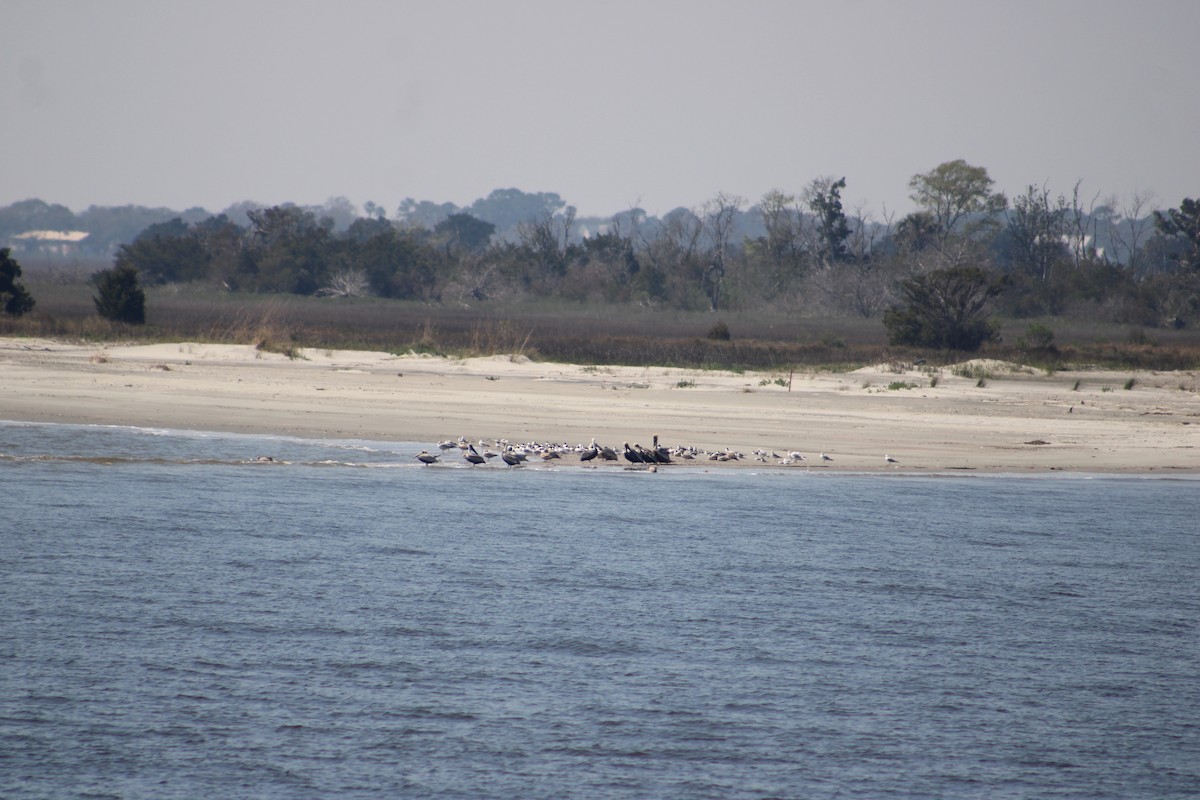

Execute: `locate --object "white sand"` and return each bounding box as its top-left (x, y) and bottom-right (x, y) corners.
top-left (2, 337), bottom-right (1199, 472)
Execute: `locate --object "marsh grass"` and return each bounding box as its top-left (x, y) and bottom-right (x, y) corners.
top-left (6, 279), bottom-right (1200, 372)
top-left (953, 363), bottom-right (996, 381)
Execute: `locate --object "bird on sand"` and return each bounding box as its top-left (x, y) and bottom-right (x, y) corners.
top-left (820, 453), bottom-right (833, 462)
top-left (885, 454), bottom-right (898, 464)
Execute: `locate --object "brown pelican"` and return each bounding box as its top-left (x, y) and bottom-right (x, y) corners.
top-left (623, 443), bottom-right (644, 464)
top-left (650, 435), bottom-right (672, 464)
top-left (501, 448), bottom-right (524, 466)
top-left (464, 445), bottom-right (486, 465)
top-left (414, 451), bottom-right (439, 465)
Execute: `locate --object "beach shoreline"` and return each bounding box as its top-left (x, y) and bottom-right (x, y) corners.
top-left (3, 337), bottom-right (1199, 473)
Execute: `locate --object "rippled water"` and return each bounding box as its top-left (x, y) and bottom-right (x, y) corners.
top-left (2, 422), bottom-right (1198, 799)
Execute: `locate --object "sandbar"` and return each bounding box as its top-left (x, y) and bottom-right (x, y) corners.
top-left (2, 337), bottom-right (1199, 473)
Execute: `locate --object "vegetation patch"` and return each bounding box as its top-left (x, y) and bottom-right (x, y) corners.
top-left (707, 321), bottom-right (731, 341)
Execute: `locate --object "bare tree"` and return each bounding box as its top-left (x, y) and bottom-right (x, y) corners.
top-left (847, 200), bottom-right (882, 263)
top-left (700, 192), bottom-right (745, 311)
top-left (1066, 180), bottom-right (1104, 269)
top-left (752, 189), bottom-right (808, 302)
top-left (1006, 183), bottom-right (1069, 282)
top-left (637, 208), bottom-right (703, 307)
top-left (1106, 191), bottom-right (1157, 279)
top-left (516, 206), bottom-right (577, 277)
top-left (448, 254), bottom-right (507, 304)
top-left (758, 190), bottom-right (803, 269)
top-left (317, 268), bottom-right (370, 298)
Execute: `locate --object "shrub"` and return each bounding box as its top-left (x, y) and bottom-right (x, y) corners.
top-left (883, 266), bottom-right (1003, 351)
top-left (1, 247), bottom-right (35, 317)
top-left (707, 320), bottom-right (731, 340)
top-left (1016, 322), bottom-right (1056, 351)
top-left (93, 265), bottom-right (146, 324)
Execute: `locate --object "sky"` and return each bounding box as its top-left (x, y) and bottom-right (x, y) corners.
top-left (3, 0), bottom-right (1198, 222)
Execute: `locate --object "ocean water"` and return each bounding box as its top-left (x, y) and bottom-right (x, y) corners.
top-left (2, 421), bottom-right (1198, 799)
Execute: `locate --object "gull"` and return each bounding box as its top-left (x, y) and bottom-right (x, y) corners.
top-left (885, 454), bottom-right (899, 464)
top-left (820, 453), bottom-right (833, 462)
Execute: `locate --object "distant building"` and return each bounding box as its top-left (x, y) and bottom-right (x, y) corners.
top-left (1062, 233), bottom-right (1104, 262)
top-left (1034, 232), bottom-right (1105, 262)
top-left (9, 229), bottom-right (91, 257)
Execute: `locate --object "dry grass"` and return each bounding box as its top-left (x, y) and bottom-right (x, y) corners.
top-left (5, 279), bottom-right (1200, 372)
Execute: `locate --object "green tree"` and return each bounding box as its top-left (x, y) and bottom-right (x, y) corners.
top-left (241, 206), bottom-right (333, 294)
top-left (894, 211), bottom-right (939, 253)
top-left (467, 188), bottom-right (567, 235)
top-left (349, 227), bottom-right (440, 300)
top-left (1, 247), bottom-right (36, 316)
top-left (1153, 198), bottom-right (1200, 271)
top-left (909, 159), bottom-right (1007, 248)
top-left (805, 176), bottom-right (851, 265)
top-left (433, 213), bottom-right (495, 254)
top-left (883, 265), bottom-right (1005, 350)
top-left (93, 264), bottom-right (146, 324)
top-left (113, 218), bottom-right (210, 285)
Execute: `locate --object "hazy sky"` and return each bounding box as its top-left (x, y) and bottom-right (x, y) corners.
top-left (4, 0), bottom-right (1198, 221)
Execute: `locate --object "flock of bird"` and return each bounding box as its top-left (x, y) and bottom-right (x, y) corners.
top-left (414, 435), bottom-right (900, 468)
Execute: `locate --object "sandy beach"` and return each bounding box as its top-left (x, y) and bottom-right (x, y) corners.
top-left (2, 336), bottom-right (1199, 473)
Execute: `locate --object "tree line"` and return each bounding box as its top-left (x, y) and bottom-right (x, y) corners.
top-left (5, 162), bottom-right (1199, 349)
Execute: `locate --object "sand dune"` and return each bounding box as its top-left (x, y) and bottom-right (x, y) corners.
top-left (2, 337), bottom-right (1199, 472)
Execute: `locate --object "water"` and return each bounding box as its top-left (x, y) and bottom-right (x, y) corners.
top-left (2, 421), bottom-right (1198, 799)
